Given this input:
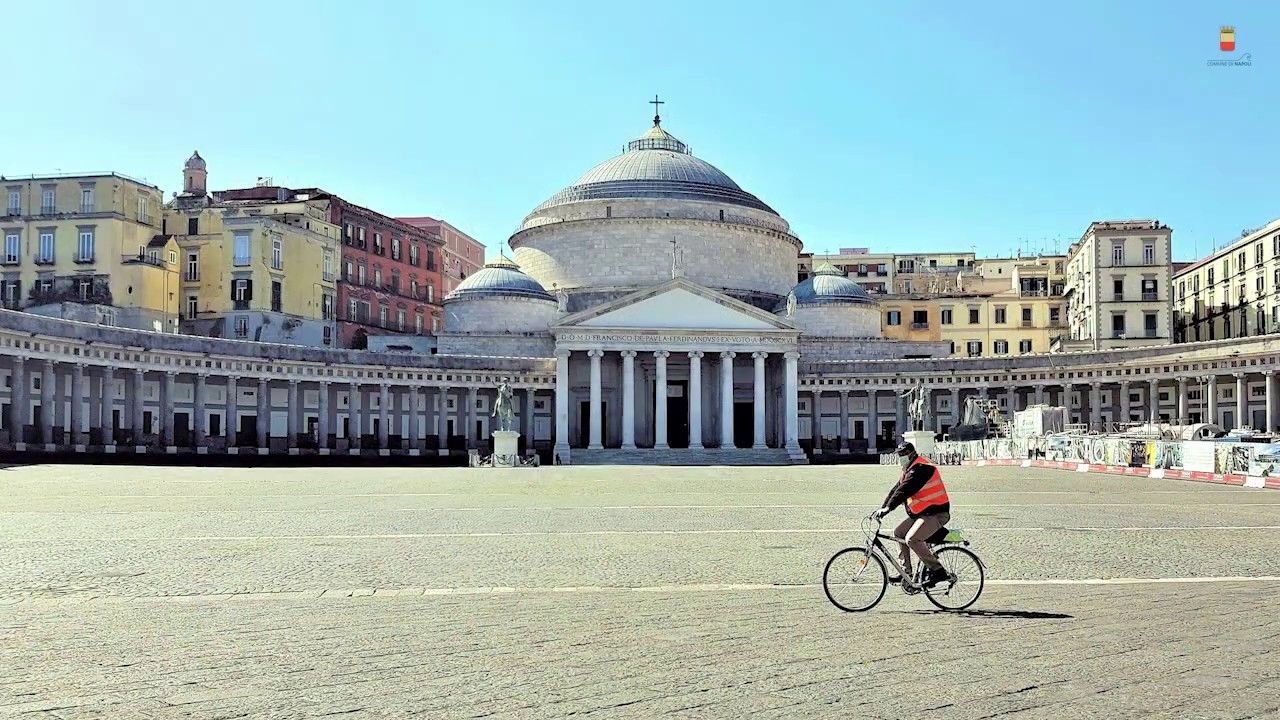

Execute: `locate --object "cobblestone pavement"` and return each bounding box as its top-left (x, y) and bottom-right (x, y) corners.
top-left (2, 464), bottom-right (1278, 719)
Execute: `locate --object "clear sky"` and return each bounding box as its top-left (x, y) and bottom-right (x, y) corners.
top-left (2, 1), bottom-right (1274, 262)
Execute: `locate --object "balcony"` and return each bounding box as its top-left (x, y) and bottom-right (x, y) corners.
top-left (911, 322), bottom-right (928, 329)
top-left (40, 205), bottom-right (56, 216)
top-left (33, 254), bottom-right (55, 266)
top-left (121, 253), bottom-right (165, 268)
top-left (233, 299), bottom-right (250, 311)
top-left (5, 208), bottom-right (19, 217)
top-left (79, 204), bottom-right (94, 214)
top-left (1141, 292), bottom-right (1158, 301)
top-left (1, 256), bottom-right (20, 266)
top-left (73, 254), bottom-right (95, 265)
top-left (1112, 293), bottom-right (1124, 301)
top-left (1021, 320), bottom-right (1034, 327)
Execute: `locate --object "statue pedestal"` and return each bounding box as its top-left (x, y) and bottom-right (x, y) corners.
top-left (904, 430), bottom-right (936, 457)
top-left (492, 431), bottom-right (520, 467)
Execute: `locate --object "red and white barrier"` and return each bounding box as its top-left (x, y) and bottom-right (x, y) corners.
top-left (961, 458), bottom-right (1278, 489)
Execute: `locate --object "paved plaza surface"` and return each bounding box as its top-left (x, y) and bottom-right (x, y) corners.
top-left (1, 463), bottom-right (1278, 719)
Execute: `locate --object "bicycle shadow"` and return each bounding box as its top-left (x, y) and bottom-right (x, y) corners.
top-left (905, 609), bottom-right (1074, 619)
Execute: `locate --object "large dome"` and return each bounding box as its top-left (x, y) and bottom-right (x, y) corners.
top-left (530, 124), bottom-right (777, 215)
top-left (444, 257), bottom-right (553, 302)
top-left (786, 262), bottom-right (874, 307)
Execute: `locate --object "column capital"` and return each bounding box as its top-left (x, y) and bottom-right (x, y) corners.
top-left (587, 349), bottom-right (605, 358)
top-left (73, 361), bottom-right (86, 371)
top-left (1090, 381), bottom-right (1101, 389)
top-left (784, 351), bottom-right (801, 360)
top-left (132, 367), bottom-right (144, 376)
top-left (1178, 377), bottom-right (1188, 386)
top-left (719, 351), bottom-right (736, 359)
top-left (555, 348), bottom-right (572, 359)
top-left (165, 370), bottom-right (177, 379)
top-left (751, 351), bottom-right (769, 360)
top-left (228, 374), bottom-right (240, 382)
top-left (288, 378), bottom-right (300, 386)
top-left (258, 376), bottom-right (269, 386)
top-left (619, 350), bottom-right (637, 359)
top-left (653, 350), bottom-right (670, 359)
top-left (467, 386), bottom-right (478, 396)
top-left (839, 389), bottom-right (849, 398)
top-left (1266, 369), bottom-right (1275, 377)
top-left (1234, 371), bottom-right (1246, 379)
top-left (687, 350), bottom-right (704, 359)
top-left (319, 379), bottom-right (331, 387)
top-left (379, 381), bottom-right (390, 389)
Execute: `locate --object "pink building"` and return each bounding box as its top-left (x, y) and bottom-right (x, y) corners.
top-left (397, 217), bottom-right (485, 296)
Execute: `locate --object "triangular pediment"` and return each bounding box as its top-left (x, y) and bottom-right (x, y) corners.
top-left (555, 279), bottom-right (794, 332)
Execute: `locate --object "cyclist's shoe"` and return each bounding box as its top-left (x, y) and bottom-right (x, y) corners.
top-left (887, 574), bottom-right (903, 585)
top-left (921, 567), bottom-right (951, 589)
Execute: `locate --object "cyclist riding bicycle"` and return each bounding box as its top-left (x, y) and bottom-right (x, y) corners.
top-left (872, 441), bottom-right (951, 589)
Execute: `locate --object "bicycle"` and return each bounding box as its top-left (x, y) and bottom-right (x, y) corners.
top-left (823, 514), bottom-right (985, 612)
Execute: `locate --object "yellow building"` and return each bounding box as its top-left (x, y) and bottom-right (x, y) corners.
top-left (164, 153), bottom-right (340, 346)
top-left (2, 172), bottom-right (178, 331)
top-left (1173, 217), bottom-right (1280, 343)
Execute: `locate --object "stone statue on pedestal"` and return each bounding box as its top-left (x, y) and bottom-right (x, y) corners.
top-left (492, 381), bottom-right (515, 432)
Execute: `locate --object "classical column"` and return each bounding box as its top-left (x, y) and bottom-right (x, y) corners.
top-left (10, 358), bottom-right (26, 445)
top-left (620, 351), bottom-right (636, 449)
top-left (98, 367), bottom-right (112, 446)
top-left (287, 380), bottom-right (300, 450)
top-left (752, 352), bottom-right (767, 449)
top-left (40, 360), bottom-right (55, 444)
top-left (867, 390), bottom-right (879, 453)
top-left (687, 351), bottom-right (703, 449)
top-left (586, 350), bottom-right (603, 449)
top-left (1235, 372), bottom-right (1247, 429)
top-left (523, 387), bottom-right (535, 445)
top-left (950, 387), bottom-right (961, 429)
top-left (379, 383), bottom-right (391, 451)
top-left (317, 381), bottom-right (331, 450)
top-left (226, 376), bottom-right (239, 448)
top-left (348, 382), bottom-right (361, 451)
top-left (1089, 382), bottom-right (1102, 431)
top-left (192, 374), bottom-right (207, 448)
top-left (1005, 386), bottom-right (1016, 414)
top-left (895, 389), bottom-right (907, 439)
top-left (654, 350), bottom-right (669, 449)
top-left (161, 371), bottom-right (176, 447)
top-left (70, 361), bottom-right (85, 445)
top-left (1207, 375), bottom-right (1219, 425)
top-left (810, 388), bottom-right (822, 454)
top-left (554, 350), bottom-right (570, 456)
top-left (406, 385), bottom-right (419, 453)
top-left (784, 352), bottom-right (800, 452)
top-left (131, 368), bottom-right (144, 445)
top-left (837, 389), bottom-right (850, 454)
top-left (719, 351), bottom-right (735, 449)
top-left (1266, 371), bottom-right (1276, 432)
top-left (1175, 377), bottom-right (1188, 420)
top-left (256, 377), bottom-right (269, 449)
top-left (1034, 384), bottom-right (1045, 406)
top-left (1119, 381), bottom-right (1131, 425)
top-left (465, 387), bottom-right (478, 447)
top-left (51, 367), bottom-right (63, 438)
top-left (1148, 378), bottom-right (1160, 422)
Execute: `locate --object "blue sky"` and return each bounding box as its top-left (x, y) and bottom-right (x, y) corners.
top-left (2, 1), bottom-right (1275, 261)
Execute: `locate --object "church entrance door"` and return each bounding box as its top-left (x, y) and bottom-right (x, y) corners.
top-left (578, 401), bottom-right (608, 448)
top-left (667, 381), bottom-right (688, 448)
top-left (733, 402), bottom-right (753, 448)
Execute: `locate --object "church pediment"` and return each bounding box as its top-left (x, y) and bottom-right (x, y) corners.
top-left (554, 279), bottom-right (794, 332)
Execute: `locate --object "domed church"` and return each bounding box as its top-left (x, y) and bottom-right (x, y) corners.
top-left (437, 106), bottom-right (948, 463)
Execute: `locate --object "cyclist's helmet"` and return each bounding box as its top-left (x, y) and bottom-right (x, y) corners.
top-left (894, 441), bottom-right (916, 457)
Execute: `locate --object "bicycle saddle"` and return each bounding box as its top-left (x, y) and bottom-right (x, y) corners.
top-left (925, 526), bottom-right (950, 544)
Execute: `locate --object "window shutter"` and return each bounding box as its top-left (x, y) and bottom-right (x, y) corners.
top-left (244, 279), bottom-right (253, 301)
top-left (231, 281), bottom-right (237, 302)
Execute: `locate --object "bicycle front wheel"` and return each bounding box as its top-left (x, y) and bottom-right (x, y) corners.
top-left (923, 546), bottom-right (985, 611)
top-left (823, 547), bottom-right (888, 612)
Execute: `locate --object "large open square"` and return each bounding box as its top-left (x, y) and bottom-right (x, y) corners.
top-left (2, 463), bottom-right (1278, 719)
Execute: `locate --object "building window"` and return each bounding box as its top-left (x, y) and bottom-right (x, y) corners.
top-left (373, 232), bottom-right (383, 255)
top-left (886, 310), bottom-right (901, 326)
top-left (410, 278), bottom-right (418, 298)
top-left (322, 293), bottom-right (334, 320)
top-left (186, 216), bottom-right (199, 235)
top-left (940, 308), bottom-right (953, 325)
top-left (1257, 309), bottom-right (1266, 334)
top-left (966, 341), bottom-right (982, 357)
top-left (323, 251), bottom-right (334, 281)
top-left (1223, 315), bottom-right (1231, 336)
top-left (1144, 312), bottom-right (1157, 337)
top-left (994, 307), bottom-right (1006, 324)
top-left (968, 307), bottom-right (979, 324)
top-left (6, 190), bottom-right (18, 215)
top-left (1141, 279), bottom-right (1157, 301)
top-left (357, 227), bottom-right (366, 248)
top-left (396, 308), bottom-right (406, 331)
top-left (77, 229), bottom-right (95, 262)
top-left (186, 251), bottom-right (199, 281)
top-left (431, 315), bottom-right (439, 333)
top-left (80, 187), bottom-right (94, 213)
top-left (358, 265), bottom-right (366, 286)
top-left (427, 249), bottom-right (436, 271)
top-left (994, 340), bottom-right (1009, 354)
top-left (415, 313), bottom-right (424, 334)
top-left (1112, 243), bottom-right (1124, 265)
top-left (1021, 307), bottom-right (1032, 324)
top-left (186, 295), bottom-right (198, 319)
top-left (343, 260), bottom-right (353, 281)
top-left (1143, 242), bottom-right (1155, 265)
top-left (1, 279), bottom-right (20, 308)
top-left (348, 298), bottom-right (358, 322)
top-left (410, 244), bottom-right (419, 266)
top-left (1049, 307), bottom-right (1061, 325)
top-left (391, 270), bottom-right (400, 293)
top-left (234, 316), bottom-right (249, 338)
top-left (270, 237), bottom-right (283, 270)
top-left (379, 305), bottom-right (389, 328)
top-left (374, 268), bottom-right (382, 288)
top-left (1112, 313), bottom-right (1126, 338)
top-left (270, 281), bottom-right (282, 312)
top-left (1179, 281), bottom-right (1185, 301)
top-left (392, 238), bottom-right (401, 261)
top-left (1019, 339), bottom-right (1033, 353)
top-left (37, 231), bottom-right (54, 263)
top-left (1237, 251), bottom-right (1247, 273)
top-left (1113, 278), bottom-right (1124, 300)
top-left (76, 278), bottom-right (91, 300)
top-left (136, 196), bottom-right (150, 223)
top-left (1256, 244), bottom-right (1264, 265)
top-left (41, 187), bottom-right (55, 214)
top-left (4, 232), bottom-right (19, 264)
top-left (234, 278), bottom-right (250, 303)
top-left (233, 232), bottom-right (251, 266)
top-left (323, 326), bottom-right (332, 346)
top-left (911, 309), bottom-right (928, 328)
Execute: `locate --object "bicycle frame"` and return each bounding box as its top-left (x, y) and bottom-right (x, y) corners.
top-left (857, 516), bottom-right (926, 589)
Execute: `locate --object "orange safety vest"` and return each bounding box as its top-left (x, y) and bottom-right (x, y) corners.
top-left (903, 456), bottom-right (950, 514)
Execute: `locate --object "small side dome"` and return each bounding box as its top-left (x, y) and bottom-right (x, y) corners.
top-left (780, 262), bottom-right (873, 309)
top-left (444, 257), bottom-right (554, 302)
top-left (185, 151), bottom-right (206, 170)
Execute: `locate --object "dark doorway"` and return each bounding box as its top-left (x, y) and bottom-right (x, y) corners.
top-left (174, 412), bottom-right (190, 446)
top-left (578, 401), bottom-right (608, 447)
top-left (210, 413), bottom-right (222, 438)
top-left (667, 382), bottom-right (688, 448)
top-left (239, 414), bottom-right (256, 446)
top-left (143, 411), bottom-right (153, 435)
top-left (733, 402), bottom-right (752, 448)
top-left (306, 416), bottom-right (319, 445)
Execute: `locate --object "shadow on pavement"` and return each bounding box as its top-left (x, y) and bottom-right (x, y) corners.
top-left (908, 609), bottom-right (1074, 619)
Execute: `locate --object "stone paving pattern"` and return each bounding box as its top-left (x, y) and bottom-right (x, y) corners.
top-left (1, 464), bottom-right (1278, 718)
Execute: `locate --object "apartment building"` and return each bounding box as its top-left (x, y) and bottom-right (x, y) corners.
top-left (397, 216), bottom-right (484, 296)
top-left (1173, 218), bottom-right (1280, 343)
top-left (2, 172), bottom-right (178, 331)
top-left (1063, 220), bottom-right (1173, 350)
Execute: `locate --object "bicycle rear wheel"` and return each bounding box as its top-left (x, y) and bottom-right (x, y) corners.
top-left (823, 547), bottom-right (888, 612)
top-left (923, 545), bottom-right (984, 611)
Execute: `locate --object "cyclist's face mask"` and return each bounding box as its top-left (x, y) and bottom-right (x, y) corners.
top-left (898, 455), bottom-right (911, 468)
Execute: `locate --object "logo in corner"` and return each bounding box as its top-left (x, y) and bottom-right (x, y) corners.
top-left (1208, 25), bottom-right (1251, 67)
top-left (1220, 26), bottom-right (1235, 52)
